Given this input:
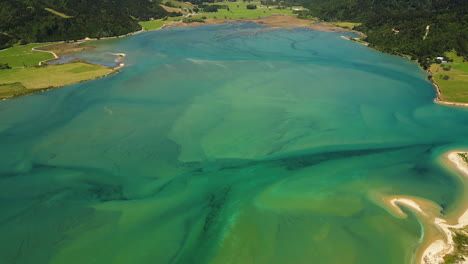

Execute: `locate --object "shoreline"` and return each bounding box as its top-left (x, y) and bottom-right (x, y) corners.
top-left (31, 44), bottom-right (59, 66)
top-left (421, 151), bottom-right (468, 264)
top-left (0, 15), bottom-right (355, 102)
top-left (378, 151), bottom-right (468, 264)
top-left (428, 74), bottom-right (468, 108)
top-left (109, 52), bottom-right (127, 70)
top-left (3, 15), bottom-right (465, 107)
top-left (336, 26), bottom-right (466, 108)
top-left (0, 45), bottom-right (125, 101)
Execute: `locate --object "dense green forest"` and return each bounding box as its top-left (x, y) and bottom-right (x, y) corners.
top-left (0, 0), bottom-right (173, 49)
top-left (2, 0), bottom-right (467, 69)
top-left (299, 0), bottom-right (468, 68)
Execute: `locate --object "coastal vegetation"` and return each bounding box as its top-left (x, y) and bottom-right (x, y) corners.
top-left (460, 153), bottom-right (468, 164)
top-left (0, 43), bottom-right (56, 67)
top-left (329, 21), bottom-right (361, 30)
top-left (0, 42), bottom-right (114, 99)
top-left (182, 17), bottom-right (206, 23)
top-left (140, 20), bottom-right (167, 31)
top-left (430, 52), bottom-right (468, 104)
top-left (197, 1), bottom-right (299, 19)
top-left (443, 227), bottom-right (468, 264)
top-left (0, 62), bottom-right (113, 99)
top-left (298, 0), bottom-right (468, 68)
top-left (2, 8), bottom-right (468, 264)
top-left (0, 0), bottom-right (171, 49)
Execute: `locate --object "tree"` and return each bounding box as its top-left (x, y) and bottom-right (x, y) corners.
top-left (0, 63), bottom-right (11, 70)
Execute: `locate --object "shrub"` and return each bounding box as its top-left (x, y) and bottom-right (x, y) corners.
top-left (442, 64), bottom-right (452, 71)
top-left (0, 63), bottom-right (11, 70)
top-left (182, 17), bottom-right (205, 23)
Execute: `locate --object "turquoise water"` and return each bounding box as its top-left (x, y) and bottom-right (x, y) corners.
top-left (1, 22), bottom-right (468, 264)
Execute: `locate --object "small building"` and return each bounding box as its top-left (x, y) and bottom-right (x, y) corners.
top-left (436, 56), bottom-right (444, 60)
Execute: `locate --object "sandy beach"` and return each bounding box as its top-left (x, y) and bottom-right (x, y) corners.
top-left (378, 151), bottom-right (468, 264)
top-left (109, 52), bottom-right (127, 70)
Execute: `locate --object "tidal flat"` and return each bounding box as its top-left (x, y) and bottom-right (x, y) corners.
top-left (1, 22), bottom-right (468, 264)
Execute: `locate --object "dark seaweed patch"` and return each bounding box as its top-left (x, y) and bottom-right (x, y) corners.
top-left (202, 186), bottom-right (231, 234)
top-left (275, 144), bottom-right (435, 171)
top-left (82, 181), bottom-right (127, 202)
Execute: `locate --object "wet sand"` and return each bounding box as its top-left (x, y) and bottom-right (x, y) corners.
top-left (374, 151), bottom-right (468, 264)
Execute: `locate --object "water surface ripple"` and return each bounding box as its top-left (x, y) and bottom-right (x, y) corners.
top-left (1, 22), bottom-right (468, 264)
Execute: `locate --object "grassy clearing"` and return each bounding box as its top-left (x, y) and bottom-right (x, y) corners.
top-left (0, 62), bottom-right (113, 99)
top-left (140, 1), bottom-right (303, 30)
top-left (164, 0), bottom-right (196, 9)
top-left (161, 5), bottom-right (187, 14)
top-left (196, 2), bottom-right (297, 19)
top-left (140, 20), bottom-right (166, 30)
top-left (0, 43), bottom-right (57, 67)
top-left (140, 16), bottom-right (184, 30)
top-left (431, 59), bottom-right (468, 103)
top-left (0, 83), bottom-right (31, 99)
top-left (44, 8), bottom-right (73, 18)
top-left (329, 22), bottom-right (362, 30)
top-left (431, 51), bottom-right (468, 103)
top-left (445, 51), bottom-right (468, 72)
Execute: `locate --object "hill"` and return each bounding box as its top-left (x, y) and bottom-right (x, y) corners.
top-left (299, 0), bottom-right (468, 68)
top-left (0, 0), bottom-right (173, 49)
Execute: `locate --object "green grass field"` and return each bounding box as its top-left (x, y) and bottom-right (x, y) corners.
top-left (0, 43), bottom-right (57, 67)
top-left (0, 83), bottom-right (30, 99)
top-left (195, 2), bottom-right (297, 19)
top-left (431, 52), bottom-right (468, 103)
top-left (0, 62), bottom-right (113, 99)
top-left (140, 16), bottom-right (185, 30)
top-left (140, 20), bottom-right (166, 30)
top-left (329, 22), bottom-right (362, 30)
top-left (445, 51), bottom-right (468, 72)
top-left (140, 1), bottom-right (301, 30)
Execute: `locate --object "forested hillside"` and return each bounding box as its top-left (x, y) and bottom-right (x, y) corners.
top-left (0, 0), bottom-right (172, 49)
top-left (300, 0), bottom-right (468, 68)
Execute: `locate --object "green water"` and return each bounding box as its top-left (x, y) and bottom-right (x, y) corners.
top-left (1, 22), bottom-right (468, 264)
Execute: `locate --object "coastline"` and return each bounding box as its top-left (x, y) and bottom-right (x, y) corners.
top-left (0, 46), bottom-right (125, 101)
top-left (377, 151), bottom-right (468, 264)
top-left (0, 15), bottom-right (358, 101)
top-left (428, 73), bottom-right (468, 108)
top-left (421, 151), bottom-right (468, 264)
top-left (31, 45), bottom-right (58, 65)
top-left (336, 27), bottom-right (466, 108)
top-left (3, 14), bottom-right (464, 106)
top-left (145, 14), bottom-right (361, 33)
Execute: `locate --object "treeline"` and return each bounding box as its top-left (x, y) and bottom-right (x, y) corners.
top-left (0, 0), bottom-right (173, 49)
top-left (300, 0), bottom-right (468, 68)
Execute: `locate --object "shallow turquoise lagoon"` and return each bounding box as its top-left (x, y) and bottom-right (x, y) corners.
top-left (1, 22), bottom-right (468, 264)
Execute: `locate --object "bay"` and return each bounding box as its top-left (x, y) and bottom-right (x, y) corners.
top-left (1, 22), bottom-right (468, 264)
